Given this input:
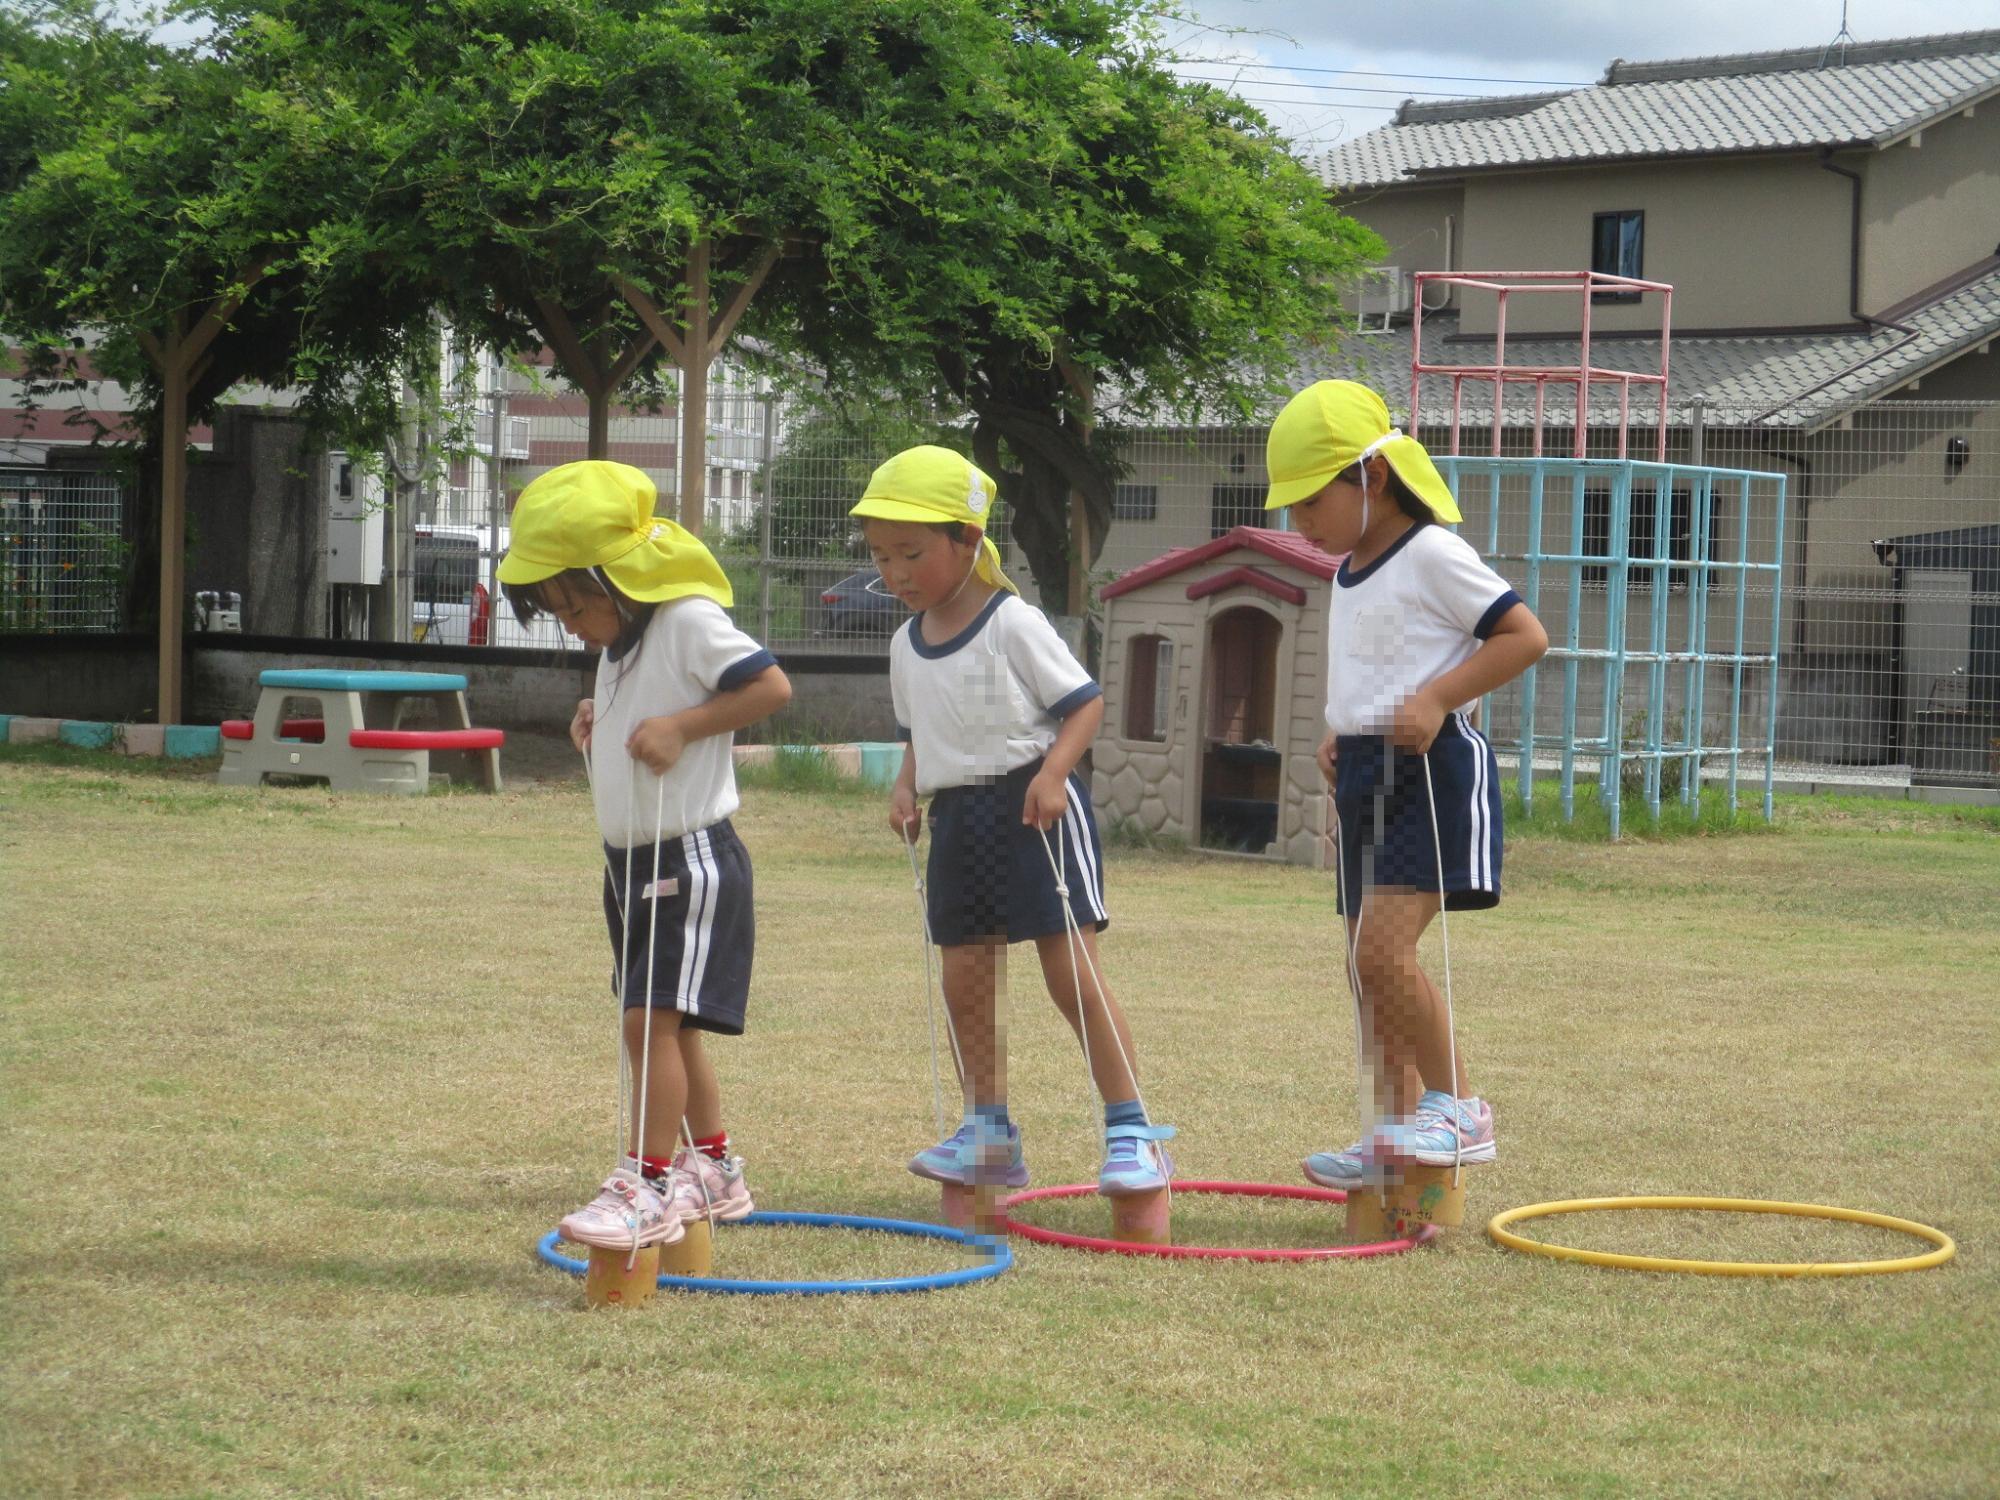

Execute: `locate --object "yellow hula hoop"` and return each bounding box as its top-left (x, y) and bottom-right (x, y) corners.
top-left (1487, 1196), bottom-right (1956, 1277)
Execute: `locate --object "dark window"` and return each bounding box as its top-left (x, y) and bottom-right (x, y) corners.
top-left (1582, 485), bottom-right (1690, 590)
top-left (1113, 484), bottom-right (1159, 521)
top-left (1123, 633), bottom-right (1172, 741)
top-left (1210, 484), bottom-right (1269, 539)
top-left (1591, 210), bottom-right (1644, 301)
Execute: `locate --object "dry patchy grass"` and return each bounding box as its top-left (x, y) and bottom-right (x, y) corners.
top-left (2, 758), bottom-right (1996, 1499)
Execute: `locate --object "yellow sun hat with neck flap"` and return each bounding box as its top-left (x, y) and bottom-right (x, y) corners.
top-left (497, 460), bottom-right (733, 606)
top-left (1264, 380), bottom-right (1462, 524)
top-left (849, 445), bottom-right (1018, 594)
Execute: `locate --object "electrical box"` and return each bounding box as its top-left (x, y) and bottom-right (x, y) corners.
top-left (326, 452), bottom-right (385, 585)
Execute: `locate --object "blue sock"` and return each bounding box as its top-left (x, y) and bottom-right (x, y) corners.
top-left (970, 1103), bottom-right (1012, 1135)
top-left (1104, 1098), bottom-right (1147, 1130)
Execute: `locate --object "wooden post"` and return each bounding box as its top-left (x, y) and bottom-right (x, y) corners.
top-left (677, 238), bottom-right (711, 534)
top-left (157, 338), bottom-right (188, 727)
top-left (135, 262), bottom-right (269, 727)
top-left (617, 238), bottom-right (781, 536)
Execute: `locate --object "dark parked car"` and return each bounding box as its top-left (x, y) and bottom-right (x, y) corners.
top-left (817, 569), bottom-right (906, 638)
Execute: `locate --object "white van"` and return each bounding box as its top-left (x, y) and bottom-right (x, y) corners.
top-left (412, 525), bottom-right (573, 650)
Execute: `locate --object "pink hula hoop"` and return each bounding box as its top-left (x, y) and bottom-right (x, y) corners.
top-left (1000, 1179), bottom-right (1440, 1261)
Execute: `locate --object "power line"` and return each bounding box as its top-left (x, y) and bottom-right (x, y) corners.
top-left (1232, 95), bottom-right (1401, 112)
top-left (1167, 56), bottom-right (1589, 87)
top-left (1180, 72), bottom-right (1550, 99)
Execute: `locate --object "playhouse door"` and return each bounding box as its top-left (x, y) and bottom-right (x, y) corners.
top-left (1199, 605), bottom-right (1283, 852)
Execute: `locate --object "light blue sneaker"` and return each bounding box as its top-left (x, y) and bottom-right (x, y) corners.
top-left (1406, 1090), bottom-right (1497, 1166)
top-left (1098, 1122), bottom-right (1177, 1196)
top-left (907, 1119), bottom-right (1029, 1188)
top-left (1302, 1138), bottom-right (1367, 1188)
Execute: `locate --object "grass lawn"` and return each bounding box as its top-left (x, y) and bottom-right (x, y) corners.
top-left (2, 751), bottom-right (1995, 1498)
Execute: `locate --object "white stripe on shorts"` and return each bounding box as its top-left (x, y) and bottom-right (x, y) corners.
top-left (1061, 777), bottom-right (1107, 922)
top-left (676, 828), bottom-right (718, 1015)
top-left (1460, 713), bottom-right (1491, 891)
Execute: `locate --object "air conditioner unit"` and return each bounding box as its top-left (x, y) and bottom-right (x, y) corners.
top-left (501, 414), bottom-right (531, 460)
top-left (1356, 265), bottom-right (1410, 330)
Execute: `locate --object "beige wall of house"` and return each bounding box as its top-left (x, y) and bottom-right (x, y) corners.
top-left (1438, 156), bottom-right (1852, 335)
top-left (1861, 105), bottom-right (2000, 312)
top-left (1333, 184), bottom-right (1465, 312)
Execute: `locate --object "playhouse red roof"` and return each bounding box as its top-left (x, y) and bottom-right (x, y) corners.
top-left (1099, 526), bottom-right (1340, 600)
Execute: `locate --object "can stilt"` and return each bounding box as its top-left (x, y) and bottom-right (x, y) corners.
top-left (940, 1181), bottom-right (1003, 1234)
top-left (584, 1243), bottom-right (661, 1307)
top-left (1108, 1187), bottom-right (1172, 1246)
top-left (659, 1219), bottom-right (713, 1277)
top-left (1345, 1164), bottom-right (1467, 1243)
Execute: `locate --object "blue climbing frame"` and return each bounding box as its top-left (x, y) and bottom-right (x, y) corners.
top-left (1435, 455), bottom-right (1789, 837)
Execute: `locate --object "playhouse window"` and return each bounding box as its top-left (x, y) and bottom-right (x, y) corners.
top-left (1124, 634), bottom-right (1173, 741)
top-left (1114, 484), bottom-right (1159, 521)
top-left (1582, 484), bottom-right (1690, 590)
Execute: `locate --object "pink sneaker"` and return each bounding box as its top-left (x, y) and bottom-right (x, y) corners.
top-left (559, 1157), bottom-right (685, 1250)
top-left (666, 1147), bottom-right (756, 1224)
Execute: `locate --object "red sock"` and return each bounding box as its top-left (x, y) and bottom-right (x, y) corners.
top-left (692, 1132), bottom-right (729, 1162)
top-left (639, 1154), bottom-right (675, 1182)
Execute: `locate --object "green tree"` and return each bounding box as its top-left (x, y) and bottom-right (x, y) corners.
top-left (783, 0), bottom-right (1382, 612)
top-left (0, 2), bottom-right (437, 719)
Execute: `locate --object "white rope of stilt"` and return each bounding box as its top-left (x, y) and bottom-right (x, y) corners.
top-left (1419, 745), bottom-right (1465, 1185)
top-left (901, 818), bottom-right (962, 1141)
top-left (583, 747), bottom-right (635, 1193)
top-left (1326, 790), bottom-right (1374, 1153)
top-left (1034, 804), bottom-right (1165, 1209)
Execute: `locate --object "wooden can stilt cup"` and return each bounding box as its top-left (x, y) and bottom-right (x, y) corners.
top-left (1345, 1165), bottom-right (1467, 1243)
top-left (1385, 1165), bottom-right (1466, 1234)
top-left (940, 1181), bottom-right (1003, 1234)
top-left (659, 1219), bottom-right (713, 1278)
top-left (584, 1243), bottom-right (660, 1307)
top-left (1109, 1187), bottom-right (1172, 1247)
top-left (1344, 1186), bottom-right (1393, 1245)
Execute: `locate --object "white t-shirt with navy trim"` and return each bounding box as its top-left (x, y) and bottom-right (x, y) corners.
top-left (892, 591), bottom-right (1101, 795)
top-left (1325, 522), bottom-right (1521, 737)
top-left (590, 596), bottom-right (777, 845)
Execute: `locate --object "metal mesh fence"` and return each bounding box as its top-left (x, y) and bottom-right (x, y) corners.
top-left (0, 468), bottom-right (124, 633)
top-left (11, 374), bottom-right (1994, 793)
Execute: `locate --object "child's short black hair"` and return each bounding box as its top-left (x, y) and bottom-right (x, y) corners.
top-left (501, 567), bottom-right (651, 637)
top-left (927, 521), bottom-right (976, 544)
top-left (1339, 460), bottom-right (1434, 525)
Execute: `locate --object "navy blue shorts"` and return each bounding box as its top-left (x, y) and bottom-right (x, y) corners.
top-left (601, 819), bottom-right (754, 1035)
top-left (925, 761), bottom-right (1108, 946)
top-left (1333, 713), bottom-right (1502, 914)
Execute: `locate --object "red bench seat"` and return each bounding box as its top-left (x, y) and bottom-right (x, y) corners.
top-left (348, 728), bottom-right (506, 751)
top-left (221, 718), bottom-right (326, 742)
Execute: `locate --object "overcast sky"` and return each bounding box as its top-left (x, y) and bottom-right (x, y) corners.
top-left (1173, 0), bottom-right (2000, 148)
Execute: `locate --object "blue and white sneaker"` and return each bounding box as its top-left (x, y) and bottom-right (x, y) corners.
top-left (907, 1120), bottom-right (1030, 1188)
top-left (1302, 1139), bottom-right (1367, 1189)
top-left (1406, 1090), bottom-right (1497, 1166)
top-left (1098, 1123), bottom-right (1177, 1196)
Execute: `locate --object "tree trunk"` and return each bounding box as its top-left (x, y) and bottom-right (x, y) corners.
top-left (157, 347), bottom-right (188, 725)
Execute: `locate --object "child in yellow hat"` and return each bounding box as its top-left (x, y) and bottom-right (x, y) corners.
top-left (851, 446), bottom-right (1176, 1197)
top-left (1265, 382), bottom-right (1548, 1186)
top-left (497, 461), bottom-right (792, 1253)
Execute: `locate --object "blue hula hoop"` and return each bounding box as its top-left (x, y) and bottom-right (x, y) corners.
top-left (536, 1209), bottom-right (1013, 1296)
